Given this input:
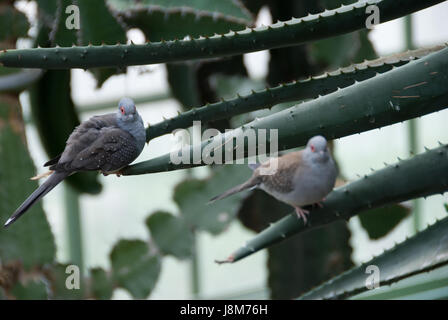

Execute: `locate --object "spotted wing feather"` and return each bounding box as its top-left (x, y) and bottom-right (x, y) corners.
top-left (50, 113), bottom-right (139, 173)
top-left (256, 151), bottom-right (304, 194)
top-left (60, 127), bottom-right (140, 173)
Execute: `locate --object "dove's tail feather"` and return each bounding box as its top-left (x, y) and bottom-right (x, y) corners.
top-left (209, 179), bottom-right (258, 204)
top-left (4, 171), bottom-right (69, 228)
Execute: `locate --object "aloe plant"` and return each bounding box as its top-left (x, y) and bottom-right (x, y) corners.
top-left (298, 214), bottom-right (448, 300)
top-left (0, 0), bottom-right (443, 69)
top-left (122, 45), bottom-right (448, 175)
top-left (145, 45), bottom-right (444, 141)
top-left (1, 0), bottom-right (447, 300)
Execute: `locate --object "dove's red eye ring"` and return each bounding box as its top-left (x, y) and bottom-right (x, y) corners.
top-left (120, 106), bottom-right (125, 115)
top-left (311, 145), bottom-right (315, 152)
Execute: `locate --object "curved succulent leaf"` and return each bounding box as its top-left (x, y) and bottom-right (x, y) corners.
top-left (115, 4), bottom-right (250, 42)
top-left (108, 0), bottom-right (252, 21)
top-left (144, 45), bottom-right (443, 141)
top-left (1, 0), bottom-right (444, 69)
top-left (298, 215), bottom-right (448, 300)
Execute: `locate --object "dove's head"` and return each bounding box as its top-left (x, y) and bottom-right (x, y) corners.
top-left (305, 135), bottom-right (330, 162)
top-left (116, 97), bottom-right (146, 150)
top-left (117, 97), bottom-right (138, 122)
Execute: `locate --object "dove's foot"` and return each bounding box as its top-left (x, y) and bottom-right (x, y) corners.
top-left (294, 206), bottom-right (310, 224)
top-left (315, 201), bottom-right (324, 208)
top-left (312, 197), bottom-right (326, 208)
top-left (101, 171), bottom-right (122, 177)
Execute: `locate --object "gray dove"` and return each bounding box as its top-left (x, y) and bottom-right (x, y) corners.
top-left (4, 97), bottom-right (146, 227)
top-left (210, 136), bottom-right (337, 224)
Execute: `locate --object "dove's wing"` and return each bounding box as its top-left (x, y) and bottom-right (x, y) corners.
top-left (209, 151), bottom-right (306, 203)
top-left (256, 151), bottom-right (305, 193)
top-left (47, 114), bottom-right (117, 169)
top-left (50, 113), bottom-right (140, 173)
top-left (55, 127), bottom-right (140, 173)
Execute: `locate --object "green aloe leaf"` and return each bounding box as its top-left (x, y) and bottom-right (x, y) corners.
top-left (174, 165), bottom-right (252, 234)
top-left (109, 0), bottom-right (252, 33)
top-left (1, 0), bottom-right (443, 69)
top-left (359, 204), bottom-right (411, 240)
top-left (143, 45), bottom-right (441, 141)
top-left (299, 214), bottom-right (448, 300)
top-left (110, 239), bottom-right (161, 299)
top-left (216, 144), bottom-right (448, 264)
top-left (320, 0), bottom-right (357, 9)
top-left (89, 267), bottom-right (113, 300)
top-left (113, 0), bottom-right (252, 20)
top-left (146, 211), bottom-right (194, 259)
top-left (123, 46), bottom-right (448, 175)
top-left (0, 96), bottom-right (56, 269)
top-left (353, 264), bottom-right (448, 300)
top-left (117, 7), bottom-right (249, 42)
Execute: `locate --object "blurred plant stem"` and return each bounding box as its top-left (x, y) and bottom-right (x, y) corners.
top-left (184, 165), bottom-right (200, 298)
top-left (64, 183), bottom-right (84, 273)
top-left (404, 15), bottom-right (421, 233)
top-left (190, 230), bottom-right (200, 298)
